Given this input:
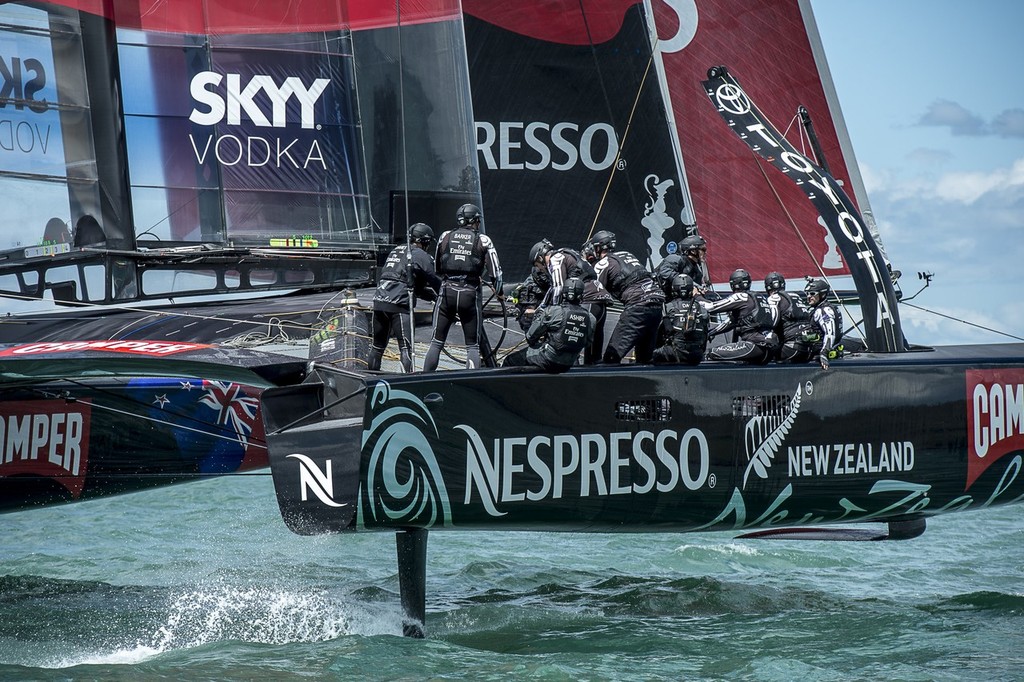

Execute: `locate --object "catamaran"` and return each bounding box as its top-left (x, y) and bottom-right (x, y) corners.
top-left (1, 0), bottom-right (1021, 638)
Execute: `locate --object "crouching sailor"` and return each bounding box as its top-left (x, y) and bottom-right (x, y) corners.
top-left (502, 277), bottom-right (595, 373)
top-left (653, 274), bottom-right (709, 365)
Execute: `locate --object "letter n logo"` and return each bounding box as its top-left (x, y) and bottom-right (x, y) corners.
top-left (288, 453), bottom-right (346, 507)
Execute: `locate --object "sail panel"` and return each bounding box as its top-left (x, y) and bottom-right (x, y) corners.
top-left (464, 1), bottom-right (690, 276)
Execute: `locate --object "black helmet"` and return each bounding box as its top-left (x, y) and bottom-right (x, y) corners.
top-left (764, 271), bottom-right (785, 292)
top-left (589, 230), bottom-right (616, 252)
top-left (409, 222), bottom-right (433, 245)
top-left (563, 277), bottom-right (585, 304)
top-left (671, 274), bottom-right (694, 300)
top-left (804, 278), bottom-right (831, 301)
top-left (679, 235), bottom-right (707, 255)
top-left (729, 268), bottom-right (752, 292)
top-left (456, 203), bottom-right (482, 227)
top-left (529, 238), bottom-right (554, 265)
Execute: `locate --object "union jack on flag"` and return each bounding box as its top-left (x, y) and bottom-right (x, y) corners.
top-left (198, 380), bottom-right (260, 448)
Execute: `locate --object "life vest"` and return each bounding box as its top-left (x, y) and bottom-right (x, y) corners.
top-left (549, 305), bottom-right (590, 354)
top-left (438, 228), bottom-right (485, 277)
top-left (604, 251), bottom-right (648, 297)
top-left (379, 245), bottom-right (409, 282)
top-left (553, 248), bottom-right (596, 281)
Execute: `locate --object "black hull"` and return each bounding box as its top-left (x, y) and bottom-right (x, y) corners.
top-left (264, 343), bottom-right (1024, 535)
top-left (0, 343), bottom-right (307, 514)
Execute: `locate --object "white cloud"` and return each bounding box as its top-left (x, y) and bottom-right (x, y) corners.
top-left (858, 157), bottom-right (1024, 345)
top-left (932, 159), bottom-right (1024, 204)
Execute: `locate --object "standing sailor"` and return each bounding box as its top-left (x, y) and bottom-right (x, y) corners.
top-left (588, 230), bottom-right (665, 364)
top-left (423, 203), bottom-right (502, 371)
top-left (367, 222), bottom-right (441, 372)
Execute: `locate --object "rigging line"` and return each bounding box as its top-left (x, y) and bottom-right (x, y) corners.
top-left (583, 3), bottom-right (658, 241)
top-left (395, 0), bottom-right (417, 370)
top-left (749, 151), bottom-right (867, 349)
top-left (900, 301), bottom-right (1024, 342)
top-left (43, 376), bottom-right (270, 446)
top-left (268, 384), bottom-right (367, 436)
top-left (69, 397), bottom-right (268, 451)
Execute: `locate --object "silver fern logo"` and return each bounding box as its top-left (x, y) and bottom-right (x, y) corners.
top-left (357, 381), bottom-right (452, 528)
top-left (742, 384), bottom-right (803, 489)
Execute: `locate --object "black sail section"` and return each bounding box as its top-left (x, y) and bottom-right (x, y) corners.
top-left (464, 6), bottom-right (690, 278)
top-left (701, 67), bottom-right (904, 353)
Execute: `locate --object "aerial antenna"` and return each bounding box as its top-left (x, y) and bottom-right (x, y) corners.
top-left (798, 105), bottom-right (831, 175)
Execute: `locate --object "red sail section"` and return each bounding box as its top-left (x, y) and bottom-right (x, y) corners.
top-left (42, 0), bottom-right (461, 33)
top-left (650, 0), bottom-right (855, 282)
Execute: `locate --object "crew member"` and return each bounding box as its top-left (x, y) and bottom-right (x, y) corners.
top-left (367, 223), bottom-right (441, 372)
top-left (653, 274), bottom-right (709, 365)
top-left (589, 230), bottom-right (665, 364)
top-left (423, 203), bottom-right (502, 371)
top-left (704, 268), bottom-right (777, 364)
top-left (656, 234), bottom-right (710, 299)
top-left (509, 265), bottom-right (550, 333)
top-left (502, 277), bottom-right (595, 373)
top-left (530, 238), bottom-right (612, 364)
top-left (763, 271), bottom-right (814, 363)
top-left (804, 278), bottom-right (844, 370)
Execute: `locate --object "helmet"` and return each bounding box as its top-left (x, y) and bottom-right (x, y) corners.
top-left (456, 203), bottom-right (481, 227)
top-left (804, 278), bottom-right (831, 302)
top-left (764, 271), bottom-right (785, 292)
top-left (679, 235), bottom-right (707, 255)
top-left (671, 274), bottom-right (694, 300)
top-left (589, 230), bottom-right (616, 252)
top-left (729, 268), bottom-right (752, 292)
top-left (529, 238), bottom-right (554, 265)
top-left (409, 222), bottom-right (433, 245)
top-left (563, 277), bottom-right (585, 304)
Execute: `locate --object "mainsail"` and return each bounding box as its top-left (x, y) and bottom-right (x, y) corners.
top-left (463, 0), bottom-right (881, 283)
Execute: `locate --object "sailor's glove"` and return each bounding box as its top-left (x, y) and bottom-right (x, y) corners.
top-left (801, 330), bottom-right (821, 344)
top-left (818, 353), bottom-right (830, 371)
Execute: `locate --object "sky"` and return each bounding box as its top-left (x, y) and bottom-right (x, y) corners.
top-left (807, 0), bottom-right (1024, 345)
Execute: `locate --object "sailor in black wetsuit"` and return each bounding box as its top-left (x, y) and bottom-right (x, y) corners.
top-left (502, 277), bottom-right (595, 373)
top-left (763, 271), bottom-right (814, 364)
top-left (703, 268), bottom-right (777, 364)
top-left (804, 278), bottom-right (844, 370)
top-left (368, 222), bottom-right (441, 372)
top-left (653, 274), bottom-right (710, 365)
top-left (530, 238), bottom-right (613, 365)
top-left (423, 203), bottom-right (502, 371)
top-left (589, 230), bottom-right (665, 364)
top-left (656, 234), bottom-right (710, 300)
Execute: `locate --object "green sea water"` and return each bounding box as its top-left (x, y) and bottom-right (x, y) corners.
top-left (2, 474), bottom-right (1022, 681)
